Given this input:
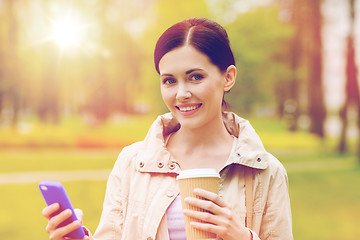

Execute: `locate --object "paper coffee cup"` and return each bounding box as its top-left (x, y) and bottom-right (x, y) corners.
top-left (176, 168), bottom-right (220, 240)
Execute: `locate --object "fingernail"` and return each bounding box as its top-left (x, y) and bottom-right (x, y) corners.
top-left (51, 203), bottom-right (60, 209)
top-left (193, 188), bottom-right (201, 194)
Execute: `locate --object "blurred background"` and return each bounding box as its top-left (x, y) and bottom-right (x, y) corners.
top-left (0, 0), bottom-right (359, 239)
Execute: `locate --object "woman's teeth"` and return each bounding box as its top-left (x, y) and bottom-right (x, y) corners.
top-left (179, 105), bottom-right (200, 112)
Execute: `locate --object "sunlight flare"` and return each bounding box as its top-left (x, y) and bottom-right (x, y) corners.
top-left (48, 11), bottom-right (88, 52)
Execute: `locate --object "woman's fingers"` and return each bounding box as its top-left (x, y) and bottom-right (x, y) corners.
top-left (74, 209), bottom-right (84, 224)
top-left (46, 209), bottom-right (72, 233)
top-left (183, 208), bottom-right (223, 226)
top-left (183, 188), bottom-right (236, 227)
top-left (48, 220), bottom-right (81, 240)
top-left (42, 204), bottom-right (87, 240)
top-left (185, 196), bottom-right (221, 216)
top-left (194, 188), bottom-right (227, 207)
top-left (183, 207), bottom-right (233, 238)
top-left (184, 189), bottom-right (230, 217)
top-left (183, 188), bottom-right (251, 240)
top-left (42, 203), bottom-right (60, 220)
top-left (189, 220), bottom-right (227, 235)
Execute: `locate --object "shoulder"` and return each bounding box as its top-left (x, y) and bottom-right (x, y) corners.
top-left (257, 152), bottom-right (289, 189)
top-left (112, 141), bottom-right (145, 172)
top-left (119, 141), bottom-right (145, 157)
top-left (265, 153), bottom-right (287, 176)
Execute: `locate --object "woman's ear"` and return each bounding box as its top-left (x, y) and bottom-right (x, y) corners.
top-left (223, 65), bottom-right (237, 92)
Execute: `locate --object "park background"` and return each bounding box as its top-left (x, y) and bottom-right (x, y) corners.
top-left (0, 0), bottom-right (359, 239)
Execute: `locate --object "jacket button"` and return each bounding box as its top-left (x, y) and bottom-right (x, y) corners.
top-left (257, 157), bottom-right (261, 162)
top-left (166, 191), bottom-right (174, 197)
top-left (147, 238), bottom-right (153, 240)
top-left (139, 162), bottom-right (144, 168)
top-left (169, 163), bottom-right (176, 170)
top-left (158, 162), bottom-right (164, 168)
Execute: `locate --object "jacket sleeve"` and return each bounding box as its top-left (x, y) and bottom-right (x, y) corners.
top-left (80, 160), bottom-right (126, 240)
top-left (83, 226), bottom-right (94, 240)
top-left (258, 158), bottom-right (293, 240)
top-left (250, 229), bottom-right (261, 240)
top-left (91, 144), bottom-right (139, 240)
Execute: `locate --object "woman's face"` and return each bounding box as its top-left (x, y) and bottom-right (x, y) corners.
top-left (159, 45), bottom-right (233, 130)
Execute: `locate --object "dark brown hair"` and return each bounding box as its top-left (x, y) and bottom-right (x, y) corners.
top-left (154, 18), bottom-right (235, 108)
top-left (154, 18), bottom-right (235, 73)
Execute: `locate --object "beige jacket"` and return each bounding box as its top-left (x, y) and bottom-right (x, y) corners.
top-left (90, 112), bottom-right (293, 240)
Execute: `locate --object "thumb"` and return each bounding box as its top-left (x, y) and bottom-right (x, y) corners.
top-left (74, 209), bottom-right (84, 224)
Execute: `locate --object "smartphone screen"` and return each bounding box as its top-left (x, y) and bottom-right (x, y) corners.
top-left (39, 181), bottom-right (85, 239)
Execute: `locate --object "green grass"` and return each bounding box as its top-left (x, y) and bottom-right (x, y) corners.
top-left (0, 148), bottom-right (120, 173)
top-left (249, 117), bottom-right (327, 150)
top-left (0, 114), bottom-right (155, 148)
top-left (289, 167), bottom-right (360, 240)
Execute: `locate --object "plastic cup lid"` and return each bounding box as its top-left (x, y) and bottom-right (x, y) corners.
top-left (176, 168), bottom-right (220, 180)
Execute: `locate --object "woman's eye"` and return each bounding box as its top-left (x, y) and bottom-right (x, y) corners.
top-left (190, 74), bottom-right (203, 81)
top-left (163, 78), bottom-right (176, 85)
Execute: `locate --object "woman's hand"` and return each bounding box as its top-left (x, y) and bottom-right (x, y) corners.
top-left (42, 203), bottom-right (89, 240)
top-left (183, 188), bottom-right (252, 240)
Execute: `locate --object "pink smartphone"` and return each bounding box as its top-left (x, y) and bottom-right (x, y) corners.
top-left (39, 181), bottom-right (85, 239)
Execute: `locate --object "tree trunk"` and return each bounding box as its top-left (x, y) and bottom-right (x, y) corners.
top-left (307, 0), bottom-right (326, 138)
top-left (338, 0), bottom-right (360, 159)
top-left (338, 104), bottom-right (348, 153)
top-left (37, 1), bottom-right (60, 124)
top-left (288, 0), bottom-right (303, 131)
top-left (0, 54), bottom-right (3, 120)
top-left (6, 0), bottom-right (21, 128)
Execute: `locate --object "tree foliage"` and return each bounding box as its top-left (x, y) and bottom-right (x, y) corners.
top-left (226, 6), bottom-right (294, 114)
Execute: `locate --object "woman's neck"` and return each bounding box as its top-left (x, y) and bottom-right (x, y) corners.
top-left (169, 114), bottom-right (233, 155)
top-left (177, 119), bottom-right (231, 147)
top-left (167, 117), bottom-right (234, 171)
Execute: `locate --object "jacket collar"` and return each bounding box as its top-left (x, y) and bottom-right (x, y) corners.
top-left (222, 112), bottom-right (268, 170)
top-left (136, 112), bottom-right (268, 174)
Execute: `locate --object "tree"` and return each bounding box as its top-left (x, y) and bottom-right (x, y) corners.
top-left (338, 0), bottom-right (360, 158)
top-left (37, 0), bottom-right (61, 123)
top-left (1, 0), bottom-right (21, 127)
top-left (226, 6), bottom-right (293, 115)
top-left (285, 0), bottom-right (304, 131)
top-left (306, 0), bottom-right (326, 138)
top-left (278, 0), bottom-right (327, 136)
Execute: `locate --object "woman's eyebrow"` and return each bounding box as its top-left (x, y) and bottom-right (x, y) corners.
top-left (185, 68), bottom-right (204, 75)
top-left (160, 68), bottom-right (204, 77)
top-left (160, 73), bottom-right (174, 77)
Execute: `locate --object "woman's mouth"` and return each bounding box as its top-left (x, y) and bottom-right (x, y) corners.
top-left (176, 104), bottom-right (202, 116)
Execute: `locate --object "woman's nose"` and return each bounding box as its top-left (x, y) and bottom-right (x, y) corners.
top-left (176, 83), bottom-right (191, 101)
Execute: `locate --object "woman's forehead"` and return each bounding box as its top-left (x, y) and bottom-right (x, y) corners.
top-left (158, 46), bottom-right (213, 75)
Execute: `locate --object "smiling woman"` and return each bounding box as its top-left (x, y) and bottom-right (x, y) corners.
top-left (41, 17), bottom-right (293, 240)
